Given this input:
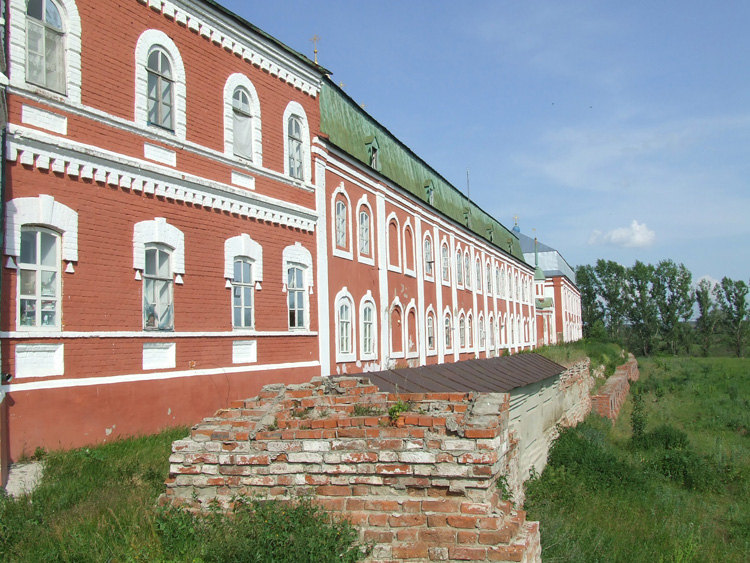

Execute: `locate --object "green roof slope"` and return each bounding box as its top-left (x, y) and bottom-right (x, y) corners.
top-left (319, 80), bottom-right (524, 263)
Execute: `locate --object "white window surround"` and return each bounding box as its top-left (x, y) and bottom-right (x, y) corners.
top-left (475, 258), bottom-right (482, 294)
top-left (467, 312), bottom-right (474, 351)
top-left (455, 246), bottom-right (463, 289)
top-left (224, 233), bottom-right (263, 283)
top-left (402, 220), bottom-right (416, 277)
top-left (359, 292), bottom-right (377, 361)
top-left (134, 29), bottom-right (187, 140)
top-left (386, 213), bottom-right (401, 273)
top-left (223, 73), bottom-right (262, 164)
top-left (4, 195), bottom-right (78, 269)
top-left (334, 287), bottom-right (356, 363)
top-left (283, 101), bottom-right (311, 183)
top-left (282, 243), bottom-right (313, 330)
top-left (478, 313), bottom-right (486, 351)
top-left (356, 196), bottom-right (374, 266)
top-left (331, 184), bottom-right (352, 260)
top-left (8, 0), bottom-right (82, 102)
top-left (142, 342), bottom-right (176, 370)
top-left (15, 342), bottom-right (64, 378)
top-left (133, 218), bottom-right (185, 283)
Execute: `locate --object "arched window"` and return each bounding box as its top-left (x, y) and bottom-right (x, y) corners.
top-left (18, 227), bottom-right (61, 328)
top-left (360, 297), bottom-right (377, 359)
top-left (387, 217), bottom-right (400, 269)
top-left (459, 314), bottom-right (466, 350)
top-left (358, 208), bottom-right (371, 257)
top-left (337, 298), bottom-right (353, 356)
top-left (143, 244), bottom-right (173, 330)
top-left (486, 263), bottom-right (493, 295)
top-left (26, 0), bottom-right (66, 93)
top-left (287, 116), bottom-right (303, 179)
top-left (232, 257), bottom-right (254, 328)
top-left (444, 310), bottom-right (453, 350)
top-left (467, 313), bottom-right (474, 350)
top-left (426, 312), bottom-right (436, 353)
top-left (441, 243), bottom-right (450, 283)
top-left (146, 47), bottom-right (174, 131)
top-left (488, 314), bottom-right (495, 352)
top-left (335, 199), bottom-right (347, 249)
top-left (456, 248), bottom-right (464, 285)
top-left (403, 224), bottom-right (415, 273)
top-left (390, 304), bottom-right (403, 355)
top-left (464, 253), bottom-right (471, 289)
top-left (232, 87), bottom-right (253, 158)
top-left (282, 243), bottom-right (313, 330)
top-left (284, 102), bottom-right (311, 182)
top-left (475, 259), bottom-right (482, 292)
top-left (423, 235), bottom-right (434, 279)
top-left (479, 314), bottom-right (486, 350)
top-left (406, 307), bottom-right (417, 355)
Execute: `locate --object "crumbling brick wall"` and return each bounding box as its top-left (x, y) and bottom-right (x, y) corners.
top-left (592, 355), bottom-right (640, 420)
top-left (161, 376), bottom-right (542, 561)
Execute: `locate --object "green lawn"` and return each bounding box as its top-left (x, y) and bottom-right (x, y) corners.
top-left (0, 427), bottom-right (367, 562)
top-left (525, 356), bottom-right (750, 562)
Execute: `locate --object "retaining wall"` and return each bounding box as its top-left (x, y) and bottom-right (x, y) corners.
top-left (591, 356), bottom-right (639, 421)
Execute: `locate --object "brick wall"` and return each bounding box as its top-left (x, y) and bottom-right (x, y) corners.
top-left (161, 375), bottom-right (543, 561)
top-left (591, 356), bottom-right (639, 421)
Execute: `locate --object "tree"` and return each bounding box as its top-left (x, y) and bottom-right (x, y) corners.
top-left (594, 259), bottom-right (627, 339)
top-left (695, 279), bottom-right (719, 356)
top-left (652, 259), bottom-right (693, 355)
top-left (713, 277), bottom-right (749, 357)
top-left (575, 264), bottom-right (603, 338)
top-left (624, 261), bottom-right (659, 356)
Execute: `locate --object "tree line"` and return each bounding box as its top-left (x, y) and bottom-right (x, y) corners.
top-left (575, 259), bottom-right (749, 357)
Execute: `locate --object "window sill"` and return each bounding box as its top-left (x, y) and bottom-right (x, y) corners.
top-left (357, 254), bottom-right (375, 267)
top-left (333, 248), bottom-right (353, 260)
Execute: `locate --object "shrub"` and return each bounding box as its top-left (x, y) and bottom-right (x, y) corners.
top-left (652, 449), bottom-right (717, 491)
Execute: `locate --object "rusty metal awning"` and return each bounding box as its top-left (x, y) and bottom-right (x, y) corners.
top-left (364, 353), bottom-right (565, 394)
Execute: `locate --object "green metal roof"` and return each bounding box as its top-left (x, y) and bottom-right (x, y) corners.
top-left (319, 80), bottom-right (524, 262)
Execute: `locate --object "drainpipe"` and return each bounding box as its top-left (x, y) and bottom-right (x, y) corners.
top-left (1, 0), bottom-right (9, 486)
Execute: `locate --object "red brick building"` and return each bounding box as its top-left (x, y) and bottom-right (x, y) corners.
top-left (0, 0), bottom-right (579, 466)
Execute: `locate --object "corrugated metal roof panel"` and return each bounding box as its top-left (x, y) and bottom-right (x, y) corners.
top-left (365, 354), bottom-right (565, 394)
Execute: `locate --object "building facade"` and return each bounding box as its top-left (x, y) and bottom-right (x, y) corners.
top-left (0, 0), bottom-right (579, 462)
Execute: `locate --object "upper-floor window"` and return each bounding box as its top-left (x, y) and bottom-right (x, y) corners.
top-left (18, 227), bottom-right (61, 329)
top-left (456, 249), bottom-right (464, 285)
top-left (335, 200), bottom-right (347, 249)
top-left (232, 258), bottom-right (254, 328)
top-left (287, 116), bottom-right (303, 180)
top-left (464, 252), bottom-right (471, 289)
top-left (403, 224), bottom-right (415, 273)
top-left (475, 259), bottom-right (482, 292)
top-left (146, 47), bottom-right (174, 131)
top-left (441, 243), bottom-right (450, 283)
top-left (486, 263), bottom-right (493, 294)
top-left (26, 0), bottom-right (65, 94)
top-left (423, 235), bottom-right (434, 278)
top-left (143, 244), bottom-right (173, 330)
top-left (365, 136), bottom-right (381, 171)
top-left (358, 209), bottom-right (371, 256)
top-left (287, 265), bottom-right (305, 329)
top-left (232, 87), bottom-right (253, 158)
top-left (387, 217), bottom-right (400, 270)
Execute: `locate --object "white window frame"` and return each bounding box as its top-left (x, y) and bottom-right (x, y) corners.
top-left (443, 308), bottom-right (453, 353)
top-left (283, 102), bottom-right (311, 183)
top-left (478, 313), bottom-right (486, 351)
top-left (142, 243), bottom-right (174, 331)
top-left (331, 185), bottom-right (352, 259)
top-left (464, 252), bottom-right (472, 290)
top-left (9, 0), bottom-right (82, 102)
top-left (423, 233), bottom-right (434, 281)
top-left (455, 246), bottom-right (464, 287)
top-left (360, 292), bottom-right (377, 361)
top-left (441, 241), bottom-right (450, 286)
top-left (356, 196), bottom-right (374, 266)
top-left (475, 258), bottom-right (482, 293)
top-left (425, 307), bottom-right (437, 356)
top-left (17, 226), bottom-right (62, 330)
top-left (231, 257), bottom-right (255, 329)
top-left (282, 243), bottom-right (313, 331)
top-left (459, 312), bottom-right (466, 351)
top-left (223, 73), bottom-right (262, 163)
top-left (334, 287), bottom-right (355, 363)
top-left (467, 312), bottom-right (474, 351)
top-left (134, 29), bottom-right (186, 140)
top-left (405, 302), bottom-right (418, 358)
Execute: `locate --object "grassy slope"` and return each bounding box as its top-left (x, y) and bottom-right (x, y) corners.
top-left (525, 356), bottom-right (750, 563)
top-left (0, 427), bottom-right (367, 562)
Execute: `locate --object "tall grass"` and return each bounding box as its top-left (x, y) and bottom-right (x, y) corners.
top-left (0, 428), bottom-right (369, 562)
top-left (534, 339), bottom-right (625, 376)
top-left (525, 356), bottom-right (750, 562)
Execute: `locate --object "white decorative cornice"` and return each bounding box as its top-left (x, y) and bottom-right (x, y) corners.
top-left (7, 127), bottom-right (318, 233)
top-left (138, 0), bottom-right (321, 97)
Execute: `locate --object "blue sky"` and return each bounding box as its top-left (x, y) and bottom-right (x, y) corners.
top-left (223, 1), bottom-right (750, 283)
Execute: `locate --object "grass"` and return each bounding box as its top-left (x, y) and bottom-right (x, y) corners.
top-left (534, 339), bottom-right (625, 376)
top-left (525, 356), bottom-right (750, 562)
top-left (0, 427), bottom-right (369, 562)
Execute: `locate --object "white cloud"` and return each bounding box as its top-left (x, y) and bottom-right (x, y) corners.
top-left (589, 220), bottom-right (655, 248)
